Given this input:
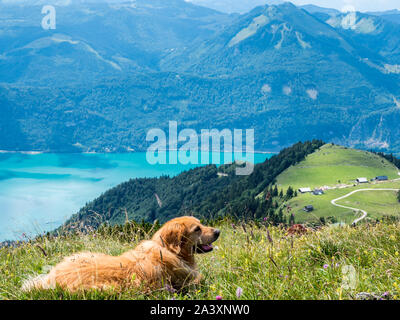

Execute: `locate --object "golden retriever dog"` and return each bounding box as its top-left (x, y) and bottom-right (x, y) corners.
top-left (22, 216), bottom-right (220, 293)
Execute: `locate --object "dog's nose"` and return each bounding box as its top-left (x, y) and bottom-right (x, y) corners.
top-left (214, 229), bottom-right (221, 239)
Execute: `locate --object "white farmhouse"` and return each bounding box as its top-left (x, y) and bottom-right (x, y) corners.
top-left (356, 177), bottom-right (368, 183)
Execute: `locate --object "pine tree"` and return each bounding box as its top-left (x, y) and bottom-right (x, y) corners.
top-left (286, 186), bottom-right (294, 199)
top-left (272, 185), bottom-right (278, 197)
top-left (278, 208), bottom-right (283, 222)
top-left (289, 213), bottom-right (295, 226)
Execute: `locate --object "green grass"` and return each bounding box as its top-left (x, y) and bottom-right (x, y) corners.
top-left (1, 219), bottom-right (399, 300)
top-left (276, 144), bottom-right (399, 190)
top-left (285, 181), bottom-right (400, 225)
top-left (273, 143), bottom-right (400, 224)
top-left (336, 190), bottom-right (400, 220)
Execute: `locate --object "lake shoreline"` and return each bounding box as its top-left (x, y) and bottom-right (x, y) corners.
top-left (0, 152), bottom-right (272, 242)
top-left (0, 149), bottom-right (279, 155)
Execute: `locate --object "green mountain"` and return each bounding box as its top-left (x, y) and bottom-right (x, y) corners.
top-left (63, 141), bottom-right (400, 230)
top-left (162, 3), bottom-right (400, 152)
top-left (62, 140), bottom-right (324, 229)
top-left (0, 0), bottom-right (230, 84)
top-left (276, 143), bottom-right (399, 190)
top-left (1, 1), bottom-right (400, 153)
top-left (275, 144), bottom-right (400, 225)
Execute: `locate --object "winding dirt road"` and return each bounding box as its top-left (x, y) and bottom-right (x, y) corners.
top-left (331, 188), bottom-right (400, 225)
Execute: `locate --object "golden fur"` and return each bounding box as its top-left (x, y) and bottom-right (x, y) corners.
top-left (22, 216), bottom-right (220, 292)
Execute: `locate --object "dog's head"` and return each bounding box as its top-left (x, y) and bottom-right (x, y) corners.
top-left (152, 216), bottom-right (220, 257)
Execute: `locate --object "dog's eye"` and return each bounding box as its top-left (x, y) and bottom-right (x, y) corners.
top-left (194, 226), bottom-right (201, 232)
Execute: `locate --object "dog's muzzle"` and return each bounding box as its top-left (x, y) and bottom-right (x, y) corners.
top-left (195, 229), bottom-right (220, 254)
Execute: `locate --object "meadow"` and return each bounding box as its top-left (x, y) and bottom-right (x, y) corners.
top-left (286, 181), bottom-right (400, 225)
top-left (0, 218), bottom-right (399, 300)
top-left (276, 144), bottom-right (399, 190)
top-left (274, 144), bottom-right (400, 224)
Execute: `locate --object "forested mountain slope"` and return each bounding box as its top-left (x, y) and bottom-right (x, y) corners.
top-left (64, 140), bottom-right (324, 229)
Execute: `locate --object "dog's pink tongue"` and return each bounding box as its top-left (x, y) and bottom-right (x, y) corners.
top-left (201, 244), bottom-right (213, 251)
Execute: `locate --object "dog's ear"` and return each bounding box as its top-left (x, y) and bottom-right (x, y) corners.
top-left (157, 223), bottom-right (186, 254)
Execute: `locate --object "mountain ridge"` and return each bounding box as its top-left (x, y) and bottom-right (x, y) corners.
top-left (1, 1), bottom-right (400, 154)
top-left (60, 141), bottom-right (400, 232)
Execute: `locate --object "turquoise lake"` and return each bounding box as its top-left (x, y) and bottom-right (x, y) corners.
top-left (0, 152), bottom-right (271, 241)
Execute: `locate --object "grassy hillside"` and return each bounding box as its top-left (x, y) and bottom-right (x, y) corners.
top-left (276, 144), bottom-right (399, 190)
top-left (273, 144), bottom-right (400, 225)
top-left (286, 182), bottom-right (400, 225)
top-left (336, 190), bottom-right (400, 220)
top-left (1, 219), bottom-right (399, 300)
